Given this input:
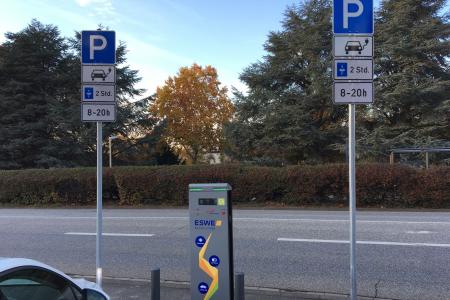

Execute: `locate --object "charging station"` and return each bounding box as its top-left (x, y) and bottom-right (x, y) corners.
top-left (189, 183), bottom-right (234, 300)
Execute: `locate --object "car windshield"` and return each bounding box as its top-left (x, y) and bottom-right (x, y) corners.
top-left (0, 268), bottom-right (82, 300)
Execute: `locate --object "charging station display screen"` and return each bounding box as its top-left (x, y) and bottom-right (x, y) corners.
top-left (198, 198), bottom-right (217, 205)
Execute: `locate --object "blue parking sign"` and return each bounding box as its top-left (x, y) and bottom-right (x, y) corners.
top-left (337, 63), bottom-right (348, 77)
top-left (334, 0), bottom-right (373, 34)
top-left (81, 31), bottom-right (116, 64)
top-left (84, 87), bottom-right (94, 99)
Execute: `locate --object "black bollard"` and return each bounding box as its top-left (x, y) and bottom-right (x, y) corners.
top-left (234, 272), bottom-right (245, 300)
top-left (151, 268), bottom-right (160, 300)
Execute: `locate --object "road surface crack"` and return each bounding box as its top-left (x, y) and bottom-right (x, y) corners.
top-left (374, 279), bottom-right (382, 298)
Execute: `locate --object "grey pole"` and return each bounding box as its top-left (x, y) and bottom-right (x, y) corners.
top-left (425, 152), bottom-right (429, 169)
top-left (151, 268), bottom-right (160, 300)
top-left (108, 136), bottom-right (117, 168)
top-left (235, 272), bottom-right (245, 300)
top-left (96, 122), bottom-right (103, 286)
top-left (349, 104), bottom-right (357, 300)
top-left (109, 137), bottom-right (112, 168)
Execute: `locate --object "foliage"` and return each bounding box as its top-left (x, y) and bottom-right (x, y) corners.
top-left (110, 118), bottom-right (182, 166)
top-left (360, 0), bottom-right (450, 158)
top-left (0, 168), bottom-right (114, 205)
top-left (227, 0), bottom-right (450, 165)
top-left (51, 28), bottom-right (153, 167)
top-left (1, 164), bottom-right (449, 208)
top-left (0, 21), bottom-right (69, 168)
top-left (225, 0), bottom-right (346, 165)
top-left (0, 20), bottom-right (159, 169)
top-left (152, 64), bottom-right (234, 163)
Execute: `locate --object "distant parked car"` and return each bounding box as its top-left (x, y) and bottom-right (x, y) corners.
top-left (0, 258), bottom-right (109, 300)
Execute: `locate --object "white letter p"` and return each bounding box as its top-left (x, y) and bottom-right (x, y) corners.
top-left (343, 0), bottom-right (364, 29)
top-left (89, 35), bottom-right (107, 60)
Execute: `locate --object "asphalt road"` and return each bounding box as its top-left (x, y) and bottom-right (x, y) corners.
top-left (0, 208), bottom-right (450, 299)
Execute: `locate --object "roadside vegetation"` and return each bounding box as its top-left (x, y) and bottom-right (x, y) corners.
top-left (0, 0), bottom-right (449, 207)
top-left (0, 0), bottom-right (449, 169)
top-left (0, 164), bottom-right (449, 208)
top-left (226, 0), bottom-right (450, 165)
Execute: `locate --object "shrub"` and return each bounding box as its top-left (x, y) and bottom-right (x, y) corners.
top-left (113, 165), bottom-right (285, 205)
top-left (0, 168), bottom-right (115, 206)
top-left (283, 164), bottom-right (347, 206)
top-left (0, 164), bottom-right (449, 208)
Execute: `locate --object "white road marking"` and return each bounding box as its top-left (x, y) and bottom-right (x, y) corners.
top-left (0, 216), bottom-right (187, 220)
top-left (277, 238), bottom-right (450, 248)
top-left (406, 230), bottom-right (433, 234)
top-left (65, 232), bottom-right (154, 237)
top-left (237, 218), bottom-right (450, 225)
top-left (0, 215), bottom-right (449, 225)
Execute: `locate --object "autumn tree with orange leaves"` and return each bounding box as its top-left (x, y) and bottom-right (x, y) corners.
top-left (151, 64), bottom-right (234, 164)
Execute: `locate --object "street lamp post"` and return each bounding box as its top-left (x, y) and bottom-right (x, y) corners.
top-left (109, 135), bottom-right (118, 168)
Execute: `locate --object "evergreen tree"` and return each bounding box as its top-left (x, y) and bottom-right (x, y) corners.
top-left (225, 0), bottom-right (346, 164)
top-left (0, 20), bottom-right (68, 168)
top-left (50, 30), bottom-right (150, 167)
top-left (362, 0), bottom-right (450, 158)
top-left (0, 20), bottom-right (154, 168)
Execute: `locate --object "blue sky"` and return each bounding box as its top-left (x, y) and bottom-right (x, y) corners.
top-left (0, 0), bottom-right (303, 97)
top-left (0, 0), bottom-right (386, 98)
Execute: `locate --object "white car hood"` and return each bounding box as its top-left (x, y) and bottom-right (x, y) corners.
top-left (0, 257), bottom-right (109, 299)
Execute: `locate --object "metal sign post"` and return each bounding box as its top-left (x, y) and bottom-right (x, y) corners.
top-left (333, 1), bottom-right (373, 299)
top-left (348, 104), bottom-right (356, 299)
top-left (81, 30), bottom-right (116, 287)
top-left (96, 121), bottom-right (103, 285)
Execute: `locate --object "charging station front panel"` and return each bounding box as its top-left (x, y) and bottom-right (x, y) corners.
top-left (189, 183), bottom-right (233, 300)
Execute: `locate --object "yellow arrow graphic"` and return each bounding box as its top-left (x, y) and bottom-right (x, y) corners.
top-left (199, 233), bottom-right (219, 300)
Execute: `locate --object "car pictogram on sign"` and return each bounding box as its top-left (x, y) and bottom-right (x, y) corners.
top-left (345, 39), bottom-right (369, 55)
top-left (91, 68), bottom-right (112, 81)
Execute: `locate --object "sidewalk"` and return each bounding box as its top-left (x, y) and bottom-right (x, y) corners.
top-left (101, 278), bottom-right (391, 300)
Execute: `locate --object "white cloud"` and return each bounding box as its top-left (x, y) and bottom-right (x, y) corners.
top-left (0, 24), bottom-right (14, 43)
top-left (135, 66), bottom-right (171, 98)
top-left (123, 33), bottom-right (191, 65)
top-left (228, 80), bottom-right (248, 96)
top-left (121, 32), bottom-right (246, 99)
top-left (75, 0), bottom-right (93, 7)
top-left (134, 66), bottom-right (247, 100)
top-left (118, 32), bottom-right (193, 98)
top-left (75, 0), bottom-right (118, 24)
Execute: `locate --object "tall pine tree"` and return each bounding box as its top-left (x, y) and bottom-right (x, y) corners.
top-left (362, 0), bottom-right (450, 158)
top-left (0, 20), bottom-right (155, 168)
top-left (0, 20), bottom-right (68, 168)
top-left (50, 30), bottom-right (151, 167)
top-left (225, 0), bottom-right (346, 165)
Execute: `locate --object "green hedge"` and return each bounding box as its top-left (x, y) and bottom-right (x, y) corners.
top-left (0, 164), bottom-right (449, 208)
top-left (0, 168), bottom-right (114, 206)
top-left (113, 165), bottom-right (286, 206)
